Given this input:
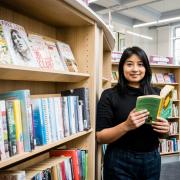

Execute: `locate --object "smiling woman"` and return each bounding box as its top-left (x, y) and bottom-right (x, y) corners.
top-left (96, 46), bottom-right (170, 180)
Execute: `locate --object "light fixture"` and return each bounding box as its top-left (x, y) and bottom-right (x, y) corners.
top-left (133, 21), bottom-right (157, 28)
top-left (126, 30), bottom-right (153, 40)
top-left (133, 16), bottom-right (180, 28)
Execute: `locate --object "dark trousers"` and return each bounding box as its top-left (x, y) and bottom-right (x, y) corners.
top-left (103, 147), bottom-right (161, 180)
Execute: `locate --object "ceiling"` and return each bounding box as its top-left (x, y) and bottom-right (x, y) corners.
top-left (89, 0), bottom-right (180, 28)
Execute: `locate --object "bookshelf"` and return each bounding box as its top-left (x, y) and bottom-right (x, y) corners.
top-left (0, 0), bottom-right (115, 179)
top-left (151, 65), bottom-right (180, 155)
top-left (95, 31), bottom-right (113, 180)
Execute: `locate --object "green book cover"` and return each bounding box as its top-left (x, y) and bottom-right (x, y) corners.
top-left (136, 95), bottom-right (162, 124)
top-left (136, 85), bottom-right (174, 124)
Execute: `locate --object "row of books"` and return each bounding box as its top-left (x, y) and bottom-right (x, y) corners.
top-left (151, 72), bottom-right (176, 84)
top-left (159, 138), bottom-right (180, 153)
top-left (0, 149), bottom-right (88, 180)
top-left (111, 71), bottom-right (119, 81)
top-left (0, 20), bottom-right (78, 72)
top-left (171, 104), bottom-right (179, 117)
top-left (0, 88), bottom-right (90, 160)
top-left (169, 122), bottom-right (179, 135)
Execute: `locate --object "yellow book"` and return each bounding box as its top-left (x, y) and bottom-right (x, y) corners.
top-left (13, 99), bottom-right (24, 154)
top-left (136, 85), bottom-right (174, 124)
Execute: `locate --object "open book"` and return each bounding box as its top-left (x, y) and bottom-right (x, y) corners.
top-left (135, 85), bottom-right (174, 124)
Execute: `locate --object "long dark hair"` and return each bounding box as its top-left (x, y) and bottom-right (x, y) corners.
top-left (116, 46), bottom-right (154, 95)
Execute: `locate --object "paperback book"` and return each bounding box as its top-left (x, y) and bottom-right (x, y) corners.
top-left (135, 85), bottom-right (174, 124)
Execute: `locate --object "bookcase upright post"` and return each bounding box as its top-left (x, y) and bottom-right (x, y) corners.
top-left (0, 0), bottom-right (115, 179)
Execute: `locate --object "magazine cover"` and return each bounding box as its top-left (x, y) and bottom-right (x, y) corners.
top-left (0, 20), bottom-right (38, 67)
top-left (44, 39), bottom-right (66, 71)
top-left (28, 34), bottom-right (54, 71)
top-left (0, 23), bottom-right (12, 64)
top-left (56, 41), bottom-right (78, 72)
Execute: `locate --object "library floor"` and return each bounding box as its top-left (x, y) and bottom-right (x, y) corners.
top-left (160, 160), bottom-right (180, 180)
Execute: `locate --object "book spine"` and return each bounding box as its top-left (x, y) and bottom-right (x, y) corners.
top-left (13, 100), bottom-right (24, 154)
top-left (0, 101), bottom-right (6, 160)
top-left (0, 101), bottom-right (9, 158)
top-left (6, 100), bottom-right (17, 156)
top-left (24, 91), bottom-right (33, 151)
top-left (62, 97), bottom-right (70, 137)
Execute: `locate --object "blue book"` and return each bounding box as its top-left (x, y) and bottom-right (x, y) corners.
top-left (0, 90), bottom-right (33, 152)
top-left (32, 99), bottom-right (47, 145)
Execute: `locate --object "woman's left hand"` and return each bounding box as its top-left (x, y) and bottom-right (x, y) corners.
top-left (152, 117), bottom-right (170, 134)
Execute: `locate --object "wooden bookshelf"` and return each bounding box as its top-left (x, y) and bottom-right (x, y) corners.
top-left (0, 129), bottom-right (93, 169)
top-left (0, 0), bottom-right (115, 179)
top-left (96, 31), bottom-right (113, 180)
top-left (151, 65), bottom-right (180, 156)
top-left (0, 64), bottom-right (90, 82)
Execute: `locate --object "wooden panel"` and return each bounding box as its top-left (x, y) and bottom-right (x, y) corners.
top-left (0, 129), bottom-right (93, 169)
top-left (0, 64), bottom-right (89, 82)
top-left (1, 0), bottom-right (94, 27)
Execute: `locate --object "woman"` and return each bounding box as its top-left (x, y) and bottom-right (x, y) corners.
top-left (96, 47), bottom-right (169, 180)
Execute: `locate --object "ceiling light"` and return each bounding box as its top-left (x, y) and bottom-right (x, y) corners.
top-left (158, 16), bottom-right (180, 23)
top-left (133, 21), bottom-right (157, 28)
top-left (126, 30), bottom-right (153, 40)
top-left (133, 16), bottom-right (180, 28)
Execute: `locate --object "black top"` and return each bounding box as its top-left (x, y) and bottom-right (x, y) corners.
top-left (96, 85), bottom-right (161, 152)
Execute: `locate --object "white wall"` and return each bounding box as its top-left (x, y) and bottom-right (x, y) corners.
top-left (125, 27), bottom-right (157, 57)
top-left (156, 26), bottom-right (172, 57)
top-left (113, 22), bottom-right (174, 58)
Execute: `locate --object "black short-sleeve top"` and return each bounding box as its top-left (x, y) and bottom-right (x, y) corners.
top-left (96, 85), bottom-right (161, 152)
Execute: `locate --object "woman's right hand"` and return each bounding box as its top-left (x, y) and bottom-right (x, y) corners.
top-left (123, 108), bottom-right (149, 131)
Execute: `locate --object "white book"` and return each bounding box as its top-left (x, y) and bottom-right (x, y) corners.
top-left (78, 100), bottom-right (84, 132)
top-left (0, 20), bottom-right (38, 67)
top-left (44, 39), bottom-right (66, 71)
top-left (54, 97), bottom-right (64, 139)
top-left (41, 98), bottom-right (52, 143)
top-left (48, 98), bottom-right (57, 142)
top-left (68, 96), bottom-right (76, 134)
top-left (0, 101), bottom-right (6, 160)
top-left (28, 33), bottom-right (54, 70)
top-left (53, 97), bottom-right (61, 140)
top-left (62, 97), bottom-right (70, 137)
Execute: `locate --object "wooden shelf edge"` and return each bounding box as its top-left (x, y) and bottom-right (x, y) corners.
top-left (0, 129), bottom-right (93, 169)
top-left (152, 83), bottom-right (179, 86)
top-left (160, 151), bottom-right (180, 156)
top-left (112, 62), bottom-right (119, 65)
top-left (0, 64), bottom-right (90, 82)
top-left (150, 64), bottom-right (180, 69)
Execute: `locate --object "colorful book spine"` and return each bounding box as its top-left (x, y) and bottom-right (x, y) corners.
top-left (0, 101), bottom-right (9, 158)
top-left (6, 100), bottom-right (17, 156)
top-left (32, 99), bottom-right (47, 145)
top-left (0, 90), bottom-right (33, 152)
top-left (13, 99), bottom-right (24, 154)
top-left (0, 101), bottom-right (6, 160)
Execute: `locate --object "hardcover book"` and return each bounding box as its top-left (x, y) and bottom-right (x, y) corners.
top-left (136, 85), bottom-right (174, 124)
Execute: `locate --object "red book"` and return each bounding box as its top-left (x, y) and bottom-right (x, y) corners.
top-left (60, 161), bottom-right (66, 180)
top-left (50, 150), bottom-right (80, 180)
